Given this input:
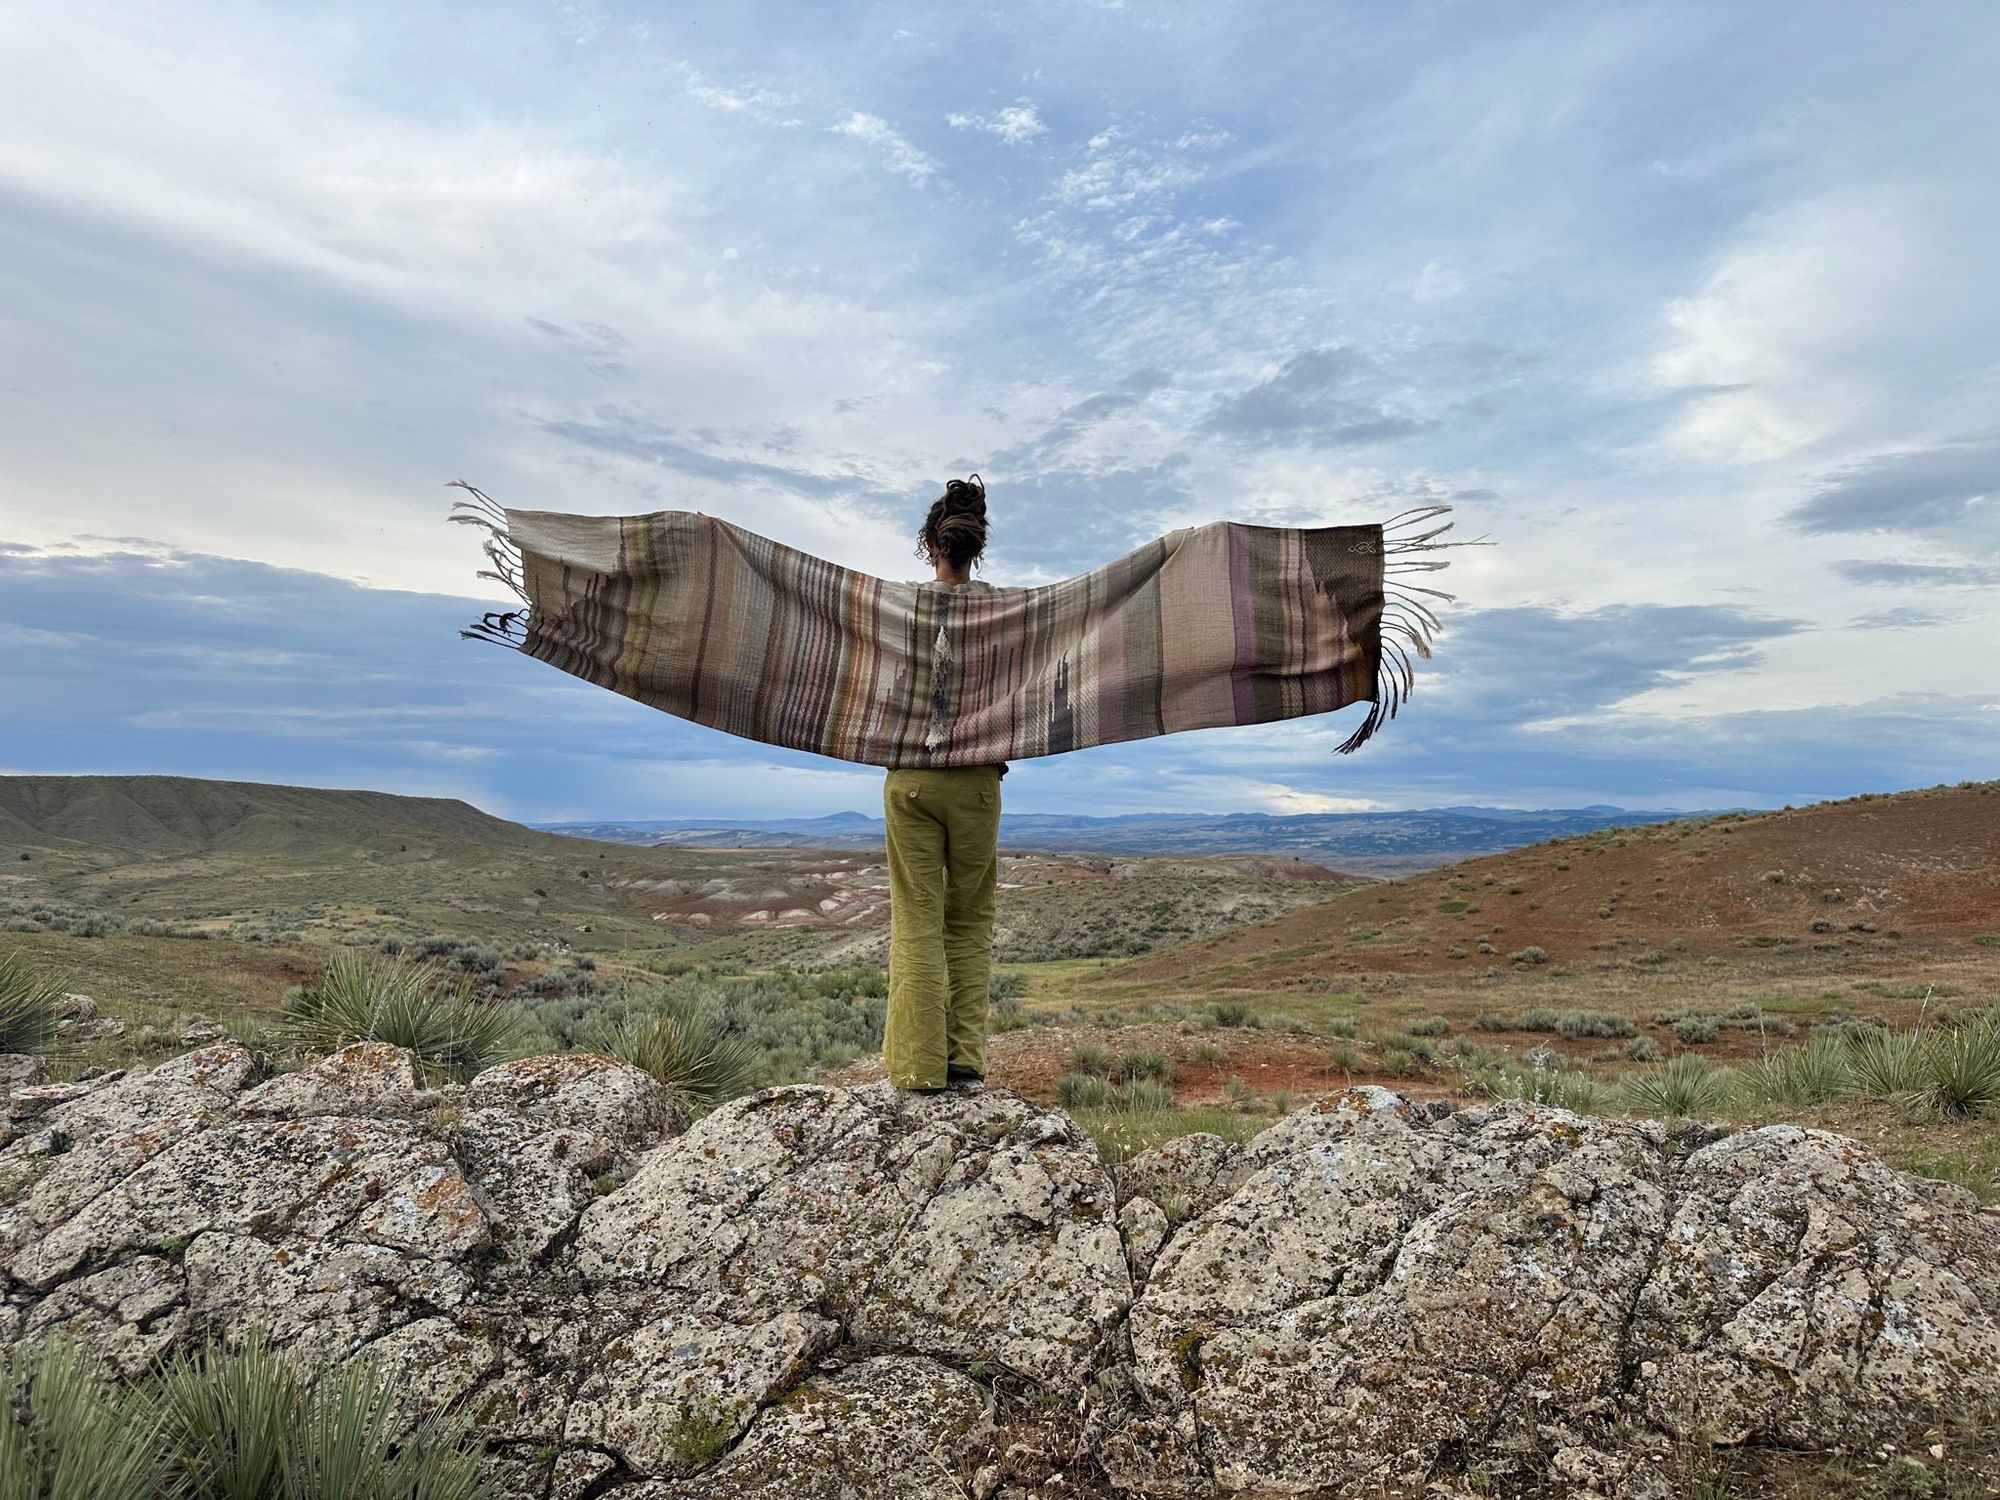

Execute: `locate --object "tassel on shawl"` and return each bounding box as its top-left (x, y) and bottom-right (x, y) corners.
top-left (447, 480), bottom-right (533, 648)
top-left (1334, 505), bottom-right (1490, 754)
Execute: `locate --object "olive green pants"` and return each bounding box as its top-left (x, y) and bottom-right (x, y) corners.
top-left (882, 766), bottom-right (1001, 1089)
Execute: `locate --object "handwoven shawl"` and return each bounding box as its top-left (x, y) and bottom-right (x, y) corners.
top-left (450, 484), bottom-right (1462, 766)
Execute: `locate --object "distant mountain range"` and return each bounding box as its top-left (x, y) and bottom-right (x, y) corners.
top-left (535, 805), bottom-right (1721, 876)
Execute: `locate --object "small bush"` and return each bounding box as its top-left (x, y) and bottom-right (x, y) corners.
top-left (1624, 1036), bottom-right (1663, 1063)
top-left (1407, 1016), bottom-right (1450, 1037)
top-left (280, 951), bottom-right (523, 1082)
top-left (1207, 998), bottom-right (1257, 1028)
top-left (1057, 1072), bottom-right (1113, 1109)
top-left (1115, 1047), bottom-right (1176, 1084)
top-left (0, 950), bottom-right (67, 1055)
top-left (1222, 1076), bottom-right (1256, 1111)
top-left (1510, 946), bottom-right (1548, 966)
top-left (1620, 1055), bottom-right (1734, 1119)
top-left (1672, 1015), bottom-right (1720, 1044)
top-left (1555, 1011), bottom-right (1636, 1039)
top-left (1068, 1040), bottom-right (1117, 1077)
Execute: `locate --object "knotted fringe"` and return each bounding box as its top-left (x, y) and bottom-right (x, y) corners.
top-left (1335, 505), bottom-right (1491, 754)
top-left (447, 480), bottom-right (533, 648)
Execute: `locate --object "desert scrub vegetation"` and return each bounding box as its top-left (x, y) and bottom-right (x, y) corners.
top-left (1653, 1003), bottom-right (1795, 1044)
top-left (0, 898), bottom-right (127, 939)
top-left (0, 949), bottom-right (66, 1054)
top-left (514, 967), bottom-right (887, 1091)
top-left (0, 1331), bottom-right (482, 1499)
top-left (1064, 1041), bottom-right (1175, 1085)
top-left (279, 950), bottom-right (524, 1082)
top-left (1474, 1008), bottom-right (1636, 1039)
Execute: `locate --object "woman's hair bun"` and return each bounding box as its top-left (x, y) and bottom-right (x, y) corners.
top-left (918, 473), bottom-right (990, 570)
top-left (941, 474), bottom-right (986, 516)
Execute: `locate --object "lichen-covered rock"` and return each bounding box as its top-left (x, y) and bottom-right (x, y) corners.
top-left (575, 1083), bottom-right (1131, 1385)
top-left (564, 1310), bottom-right (839, 1473)
top-left (5, 1049), bottom-right (1997, 1498)
top-left (464, 1052), bottom-right (683, 1151)
top-left (453, 1054), bottom-right (685, 1266)
top-left (236, 1041), bottom-right (429, 1117)
top-left (1629, 1125), bottom-right (2000, 1447)
top-left (1114, 1130), bottom-right (1251, 1223)
top-left (0, 1055), bottom-right (45, 1089)
top-left (631, 1356), bottom-right (990, 1500)
top-left (1104, 1087), bottom-right (2000, 1495)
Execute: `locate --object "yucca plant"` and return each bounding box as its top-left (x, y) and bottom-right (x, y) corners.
top-left (0, 1339), bottom-right (167, 1500)
top-left (281, 950), bottom-right (523, 1083)
top-left (276, 1357), bottom-right (483, 1500)
top-left (1056, 1071), bottom-right (1113, 1109)
top-left (150, 1330), bottom-right (299, 1500)
top-left (1849, 1026), bottom-right (1933, 1098)
top-left (1907, 1016), bottom-right (2000, 1121)
top-left (609, 1000), bottom-right (764, 1110)
top-left (0, 949), bottom-right (67, 1055)
top-left (1619, 1054), bottom-right (1735, 1119)
top-left (1122, 1078), bottom-right (1175, 1113)
top-left (150, 1332), bottom-right (483, 1500)
top-left (1741, 1034), bottom-right (1857, 1107)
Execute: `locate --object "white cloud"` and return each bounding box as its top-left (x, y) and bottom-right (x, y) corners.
top-left (1651, 181), bottom-right (1996, 464)
top-left (947, 103), bottom-right (1048, 144)
top-left (831, 111), bottom-right (941, 186)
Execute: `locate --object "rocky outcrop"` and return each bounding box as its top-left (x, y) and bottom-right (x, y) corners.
top-left (3, 1053), bottom-right (1998, 1499)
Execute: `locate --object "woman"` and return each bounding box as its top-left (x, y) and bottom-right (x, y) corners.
top-left (881, 476), bottom-right (1003, 1094)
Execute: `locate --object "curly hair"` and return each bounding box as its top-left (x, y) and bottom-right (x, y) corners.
top-left (915, 474), bottom-right (988, 571)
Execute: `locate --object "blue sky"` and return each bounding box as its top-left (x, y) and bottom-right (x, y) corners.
top-left (2, 1), bottom-right (1996, 822)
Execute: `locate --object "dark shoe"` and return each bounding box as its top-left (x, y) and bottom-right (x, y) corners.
top-left (946, 1066), bottom-right (986, 1092)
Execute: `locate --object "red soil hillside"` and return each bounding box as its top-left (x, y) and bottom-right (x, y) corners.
top-left (1116, 781), bottom-right (2000, 989)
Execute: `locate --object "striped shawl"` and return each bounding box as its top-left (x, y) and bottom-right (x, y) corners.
top-left (451, 485), bottom-right (1463, 766)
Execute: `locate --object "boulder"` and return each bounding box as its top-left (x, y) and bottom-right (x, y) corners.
top-left (574, 1082), bottom-right (1131, 1386)
top-left (1100, 1087), bottom-right (2000, 1495)
top-left (3, 1052), bottom-right (1997, 1499)
top-left (0, 1055), bottom-right (45, 1089)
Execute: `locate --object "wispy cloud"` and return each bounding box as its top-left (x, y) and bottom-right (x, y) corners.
top-left (946, 103), bottom-right (1048, 144)
top-left (831, 111), bottom-right (941, 186)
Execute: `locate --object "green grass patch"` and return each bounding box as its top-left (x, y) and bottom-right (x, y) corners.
top-left (1072, 1105), bottom-right (1269, 1163)
top-left (1854, 981), bottom-right (1965, 1000)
